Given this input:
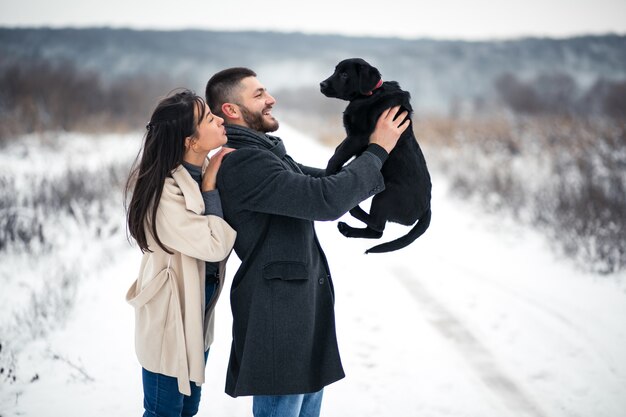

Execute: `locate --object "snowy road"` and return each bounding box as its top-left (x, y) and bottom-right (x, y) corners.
top-left (393, 266), bottom-right (549, 417)
top-left (2, 126), bottom-right (625, 416)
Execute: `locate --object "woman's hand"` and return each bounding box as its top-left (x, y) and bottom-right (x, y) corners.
top-left (369, 106), bottom-right (410, 153)
top-left (201, 147), bottom-right (236, 192)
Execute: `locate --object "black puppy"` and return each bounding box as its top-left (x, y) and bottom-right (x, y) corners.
top-left (320, 58), bottom-right (432, 254)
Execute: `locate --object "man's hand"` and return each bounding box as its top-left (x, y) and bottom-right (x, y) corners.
top-left (369, 106), bottom-right (410, 153)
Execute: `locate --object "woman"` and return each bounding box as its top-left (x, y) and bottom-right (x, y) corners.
top-left (124, 89), bottom-right (236, 417)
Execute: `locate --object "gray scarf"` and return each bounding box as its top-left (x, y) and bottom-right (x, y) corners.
top-left (225, 125), bottom-right (302, 173)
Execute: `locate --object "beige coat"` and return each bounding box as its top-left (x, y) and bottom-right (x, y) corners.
top-left (125, 163), bottom-right (236, 396)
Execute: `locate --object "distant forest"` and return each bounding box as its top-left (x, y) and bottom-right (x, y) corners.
top-left (0, 28), bottom-right (625, 139)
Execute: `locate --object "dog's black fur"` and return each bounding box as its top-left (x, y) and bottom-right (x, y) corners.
top-left (320, 58), bottom-right (432, 253)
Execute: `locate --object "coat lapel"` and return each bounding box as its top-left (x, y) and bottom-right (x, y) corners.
top-left (170, 163), bottom-right (206, 214)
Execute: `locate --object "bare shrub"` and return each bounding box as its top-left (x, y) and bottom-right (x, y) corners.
top-left (420, 115), bottom-right (626, 273)
top-left (0, 147), bottom-right (133, 387)
top-left (495, 71), bottom-right (625, 120)
top-left (534, 73), bottom-right (578, 114)
top-left (495, 73), bottom-right (542, 114)
top-left (0, 159), bottom-right (130, 256)
top-left (583, 78), bottom-right (626, 119)
top-left (0, 211), bottom-right (46, 253)
top-left (0, 59), bottom-right (167, 142)
top-left (0, 261), bottom-right (82, 388)
top-left (0, 342), bottom-right (17, 385)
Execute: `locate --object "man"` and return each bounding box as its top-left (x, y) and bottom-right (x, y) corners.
top-left (206, 67), bottom-right (408, 417)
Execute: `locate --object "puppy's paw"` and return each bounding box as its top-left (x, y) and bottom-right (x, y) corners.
top-left (337, 222), bottom-right (352, 237)
top-left (325, 166), bottom-right (341, 176)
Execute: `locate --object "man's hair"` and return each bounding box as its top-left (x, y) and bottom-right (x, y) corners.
top-left (205, 67), bottom-right (257, 119)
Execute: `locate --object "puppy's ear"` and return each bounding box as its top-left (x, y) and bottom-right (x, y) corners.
top-left (358, 64), bottom-right (381, 95)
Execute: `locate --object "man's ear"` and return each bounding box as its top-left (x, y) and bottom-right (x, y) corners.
top-left (221, 102), bottom-right (239, 119)
top-left (358, 64), bottom-right (381, 95)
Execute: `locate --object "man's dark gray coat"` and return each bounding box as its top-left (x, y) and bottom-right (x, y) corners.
top-left (217, 125), bottom-right (387, 397)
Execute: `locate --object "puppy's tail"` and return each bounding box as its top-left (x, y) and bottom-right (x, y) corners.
top-left (365, 207), bottom-right (431, 254)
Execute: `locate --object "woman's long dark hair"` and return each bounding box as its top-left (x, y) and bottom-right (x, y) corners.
top-left (125, 89), bottom-right (207, 253)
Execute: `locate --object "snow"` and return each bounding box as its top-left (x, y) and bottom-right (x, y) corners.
top-left (1, 126), bottom-right (625, 417)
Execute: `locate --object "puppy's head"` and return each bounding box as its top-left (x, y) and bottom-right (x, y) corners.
top-left (320, 58), bottom-right (381, 101)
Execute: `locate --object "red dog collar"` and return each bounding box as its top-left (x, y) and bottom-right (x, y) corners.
top-left (365, 79), bottom-right (383, 95)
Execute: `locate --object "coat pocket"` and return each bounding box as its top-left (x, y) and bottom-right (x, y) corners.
top-left (126, 267), bottom-right (170, 308)
top-left (263, 261), bottom-right (309, 281)
top-left (126, 268), bottom-right (178, 368)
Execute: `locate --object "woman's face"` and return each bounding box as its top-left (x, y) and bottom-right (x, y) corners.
top-left (191, 103), bottom-right (227, 152)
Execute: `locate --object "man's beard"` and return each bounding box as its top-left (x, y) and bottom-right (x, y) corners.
top-left (239, 105), bottom-right (279, 133)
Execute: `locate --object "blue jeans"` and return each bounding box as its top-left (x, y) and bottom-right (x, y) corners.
top-left (253, 389), bottom-right (324, 417)
top-left (142, 364), bottom-right (206, 417)
top-left (141, 282), bottom-right (217, 417)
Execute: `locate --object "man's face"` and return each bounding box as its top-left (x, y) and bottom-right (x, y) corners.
top-left (234, 76), bottom-right (279, 133)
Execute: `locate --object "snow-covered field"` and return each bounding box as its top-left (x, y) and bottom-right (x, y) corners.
top-left (1, 126), bottom-right (625, 417)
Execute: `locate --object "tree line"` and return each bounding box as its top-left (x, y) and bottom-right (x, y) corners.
top-left (494, 72), bottom-right (626, 119)
top-left (0, 58), bottom-right (168, 142)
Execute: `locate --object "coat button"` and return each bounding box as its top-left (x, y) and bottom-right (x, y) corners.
top-left (318, 277), bottom-right (324, 285)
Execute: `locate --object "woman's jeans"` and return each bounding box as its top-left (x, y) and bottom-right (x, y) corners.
top-left (253, 389), bottom-right (324, 417)
top-left (142, 363), bottom-right (206, 417)
top-left (141, 282), bottom-right (217, 417)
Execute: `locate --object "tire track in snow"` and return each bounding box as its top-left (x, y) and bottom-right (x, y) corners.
top-left (429, 253), bottom-right (620, 382)
top-left (393, 265), bottom-right (549, 417)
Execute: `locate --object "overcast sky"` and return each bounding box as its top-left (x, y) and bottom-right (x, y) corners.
top-left (1, 0), bottom-right (625, 40)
